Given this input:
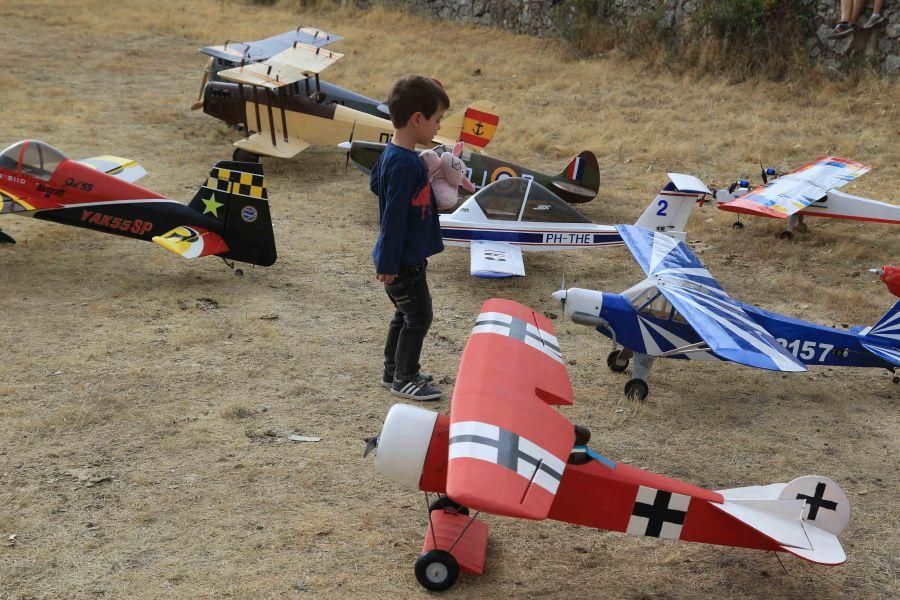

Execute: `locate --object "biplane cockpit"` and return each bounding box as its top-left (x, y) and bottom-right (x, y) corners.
top-left (472, 178), bottom-right (590, 223)
top-left (0, 140), bottom-right (67, 181)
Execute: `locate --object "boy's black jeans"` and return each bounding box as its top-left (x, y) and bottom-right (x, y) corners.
top-left (383, 261), bottom-right (433, 383)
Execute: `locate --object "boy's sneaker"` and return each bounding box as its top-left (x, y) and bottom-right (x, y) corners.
top-left (381, 370), bottom-right (434, 388)
top-left (863, 13), bottom-right (884, 29)
top-left (391, 374), bottom-right (442, 401)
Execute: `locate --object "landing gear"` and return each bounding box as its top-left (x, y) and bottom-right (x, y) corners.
top-left (232, 148), bottom-right (260, 163)
top-left (624, 378), bottom-right (649, 401)
top-left (622, 352), bottom-right (654, 401)
top-left (781, 214), bottom-right (799, 240)
top-left (795, 217), bottom-right (809, 233)
top-left (0, 228), bottom-right (15, 244)
top-left (732, 221), bottom-right (744, 231)
top-left (415, 549), bottom-right (459, 592)
top-left (221, 257), bottom-right (244, 277)
top-left (429, 496), bottom-right (469, 516)
top-left (607, 349), bottom-right (630, 372)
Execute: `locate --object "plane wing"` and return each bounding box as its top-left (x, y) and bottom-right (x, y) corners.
top-left (218, 43), bottom-right (343, 89)
top-left (234, 133), bottom-right (310, 159)
top-left (77, 155), bottom-right (147, 183)
top-left (720, 157), bottom-right (870, 219)
top-left (616, 224), bottom-right (806, 372)
top-left (152, 226), bottom-right (228, 259)
top-left (447, 299), bottom-right (575, 520)
top-left (200, 27), bottom-right (341, 63)
top-left (469, 240), bottom-right (525, 277)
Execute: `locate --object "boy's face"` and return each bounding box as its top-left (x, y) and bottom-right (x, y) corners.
top-left (407, 106), bottom-right (447, 145)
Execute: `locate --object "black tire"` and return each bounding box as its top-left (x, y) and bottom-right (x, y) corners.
top-left (607, 350), bottom-right (629, 373)
top-left (429, 496), bottom-right (470, 516)
top-left (892, 376), bottom-right (899, 384)
top-left (732, 221), bottom-right (744, 231)
top-left (415, 549), bottom-right (460, 592)
top-left (624, 378), bottom-right (649, 402)
top-left (780, 230), bottom-right (793, 240)
top-left (232, 148), bottom-right (260, 163)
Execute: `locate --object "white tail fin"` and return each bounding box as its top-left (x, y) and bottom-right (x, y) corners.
top-left (634, 173), bottom-right (709, 238)
top-left (714, 476), bottom-right (849, 565)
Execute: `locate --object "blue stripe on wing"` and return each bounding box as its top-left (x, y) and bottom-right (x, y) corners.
top-left (617, 224), bottom-right (805, 372)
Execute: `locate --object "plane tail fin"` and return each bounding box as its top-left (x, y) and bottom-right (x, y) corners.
top-left (549, 150), bottom-right (600, 204)
top-left (183, 160), bottom-right (277, 266)
top-left (435, 100), bottom-right (499, 151)
top-left (634, 173), bottom-right (709, 238)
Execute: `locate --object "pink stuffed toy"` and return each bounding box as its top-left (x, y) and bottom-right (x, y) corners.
top-left (420, 141), bottom-right (476, 210)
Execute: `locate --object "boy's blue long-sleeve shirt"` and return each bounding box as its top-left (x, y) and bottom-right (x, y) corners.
top-left (371, 143), bottom-right (444, 274)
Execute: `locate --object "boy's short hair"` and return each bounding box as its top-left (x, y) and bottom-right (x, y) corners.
top-left (386, 76), bottom-right (450, 128)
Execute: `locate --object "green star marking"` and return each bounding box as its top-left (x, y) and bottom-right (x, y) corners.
top-left (202, 193), bottom-right (224, 217)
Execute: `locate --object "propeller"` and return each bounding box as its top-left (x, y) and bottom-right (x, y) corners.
top-left (342, 120), bottom-right (357, 173)
top-left (363, 435), bottom-right (378, 458)
top-left (759, 159), bottom-right (767, 185)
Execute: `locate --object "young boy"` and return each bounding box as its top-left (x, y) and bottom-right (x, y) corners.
top-left (371, 76), bottom-right (449, 401)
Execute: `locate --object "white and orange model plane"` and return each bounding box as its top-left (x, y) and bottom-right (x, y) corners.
top-left (715, 156), bottom-right (899, 238)
top-left (367, 299), bottom-right (850, 592)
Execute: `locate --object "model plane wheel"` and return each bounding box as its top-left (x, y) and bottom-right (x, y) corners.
top-left (893, 376), bottom-right (899, 384)
top-left (607, 350), bottom-right (629, 373)
top-left (624, 378), bottom-right (649, 401)
top-left (234, 268), bottom-right (244, 277)
top-left (780, 230), bottom-right (793, 240)
top-left (232, 148), bottom-right (260, 163)
top-left (0, 230), bottom-right (15, 244)
top-left (429, 496), bottom-right (470, 516)
top-left (415, 549), bottom-right (459, 592)
top-left (731, 222), bottom-right (744, 231)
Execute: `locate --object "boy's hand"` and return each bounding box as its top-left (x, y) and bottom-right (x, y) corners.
top-left (376, 273), bottom-right (397, 284)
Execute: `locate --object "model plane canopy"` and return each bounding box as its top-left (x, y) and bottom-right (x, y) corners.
top-left (447, 299), bottom-right (575, 520)
top-left (200, 27), bottom-right (342, 63)
top-left (616, 224), bottom-right (806, 372)
top-left (468, 177), bottom-right (591, 224)
top-left (0, 140), bottom-right (67, 181)
top-left (218, 43), bottom-right (344, 89)
top-left (720, 157), bottom-right (870, 219)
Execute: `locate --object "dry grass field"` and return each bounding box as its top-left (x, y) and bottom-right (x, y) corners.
top-left (1, 1), bottom-right (898, 598)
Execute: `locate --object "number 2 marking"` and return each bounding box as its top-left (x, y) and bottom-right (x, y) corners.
top-left (656, 199), bottom-right (668, 216)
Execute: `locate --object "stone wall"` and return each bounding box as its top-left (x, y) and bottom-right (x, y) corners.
top-left (344, 0), bottom-right (899, 76)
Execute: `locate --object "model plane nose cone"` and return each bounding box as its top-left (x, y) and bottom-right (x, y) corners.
top-left (552, 289), bottom-right (566, 304)
top-left (337, 141), bottom-right (351, 151)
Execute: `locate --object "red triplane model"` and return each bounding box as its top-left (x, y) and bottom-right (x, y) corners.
top-left (0, 140), bottom-right (276, 270)
top-left (367, 299), bottom-right (850, 592)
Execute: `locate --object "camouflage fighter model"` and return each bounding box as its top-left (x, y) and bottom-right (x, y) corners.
top-left (0, 140), bottom-right (276, 271)
top-left (342, 140), bottom-right (600, 205)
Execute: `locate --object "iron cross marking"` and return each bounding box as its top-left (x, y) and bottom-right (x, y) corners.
top-left (796, 482), bottom-right (838, 520)
top-left (632, 490), bottom-right (687, 537)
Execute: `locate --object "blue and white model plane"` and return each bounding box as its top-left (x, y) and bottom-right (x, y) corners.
top-left (553, 224), bottom-right (900, 400)
top-left (440, 175), bottom-right (709, 277)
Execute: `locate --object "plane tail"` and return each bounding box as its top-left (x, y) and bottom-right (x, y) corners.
top-left (435, 100), bottom-right (499, 151)
top-left (183, 160), bottom-right (276, 266)
top-left (634, 173), bottom-right (709, 238)
top-left (549, 150), bottom-right (600, 204)
top-left (714, 476), bottom-right (849, 565)
top-left (857, 301), bottom-right (900, 366)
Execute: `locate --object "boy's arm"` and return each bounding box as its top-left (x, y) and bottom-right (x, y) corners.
top-left (375, 165), bottom-right (417, 277)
